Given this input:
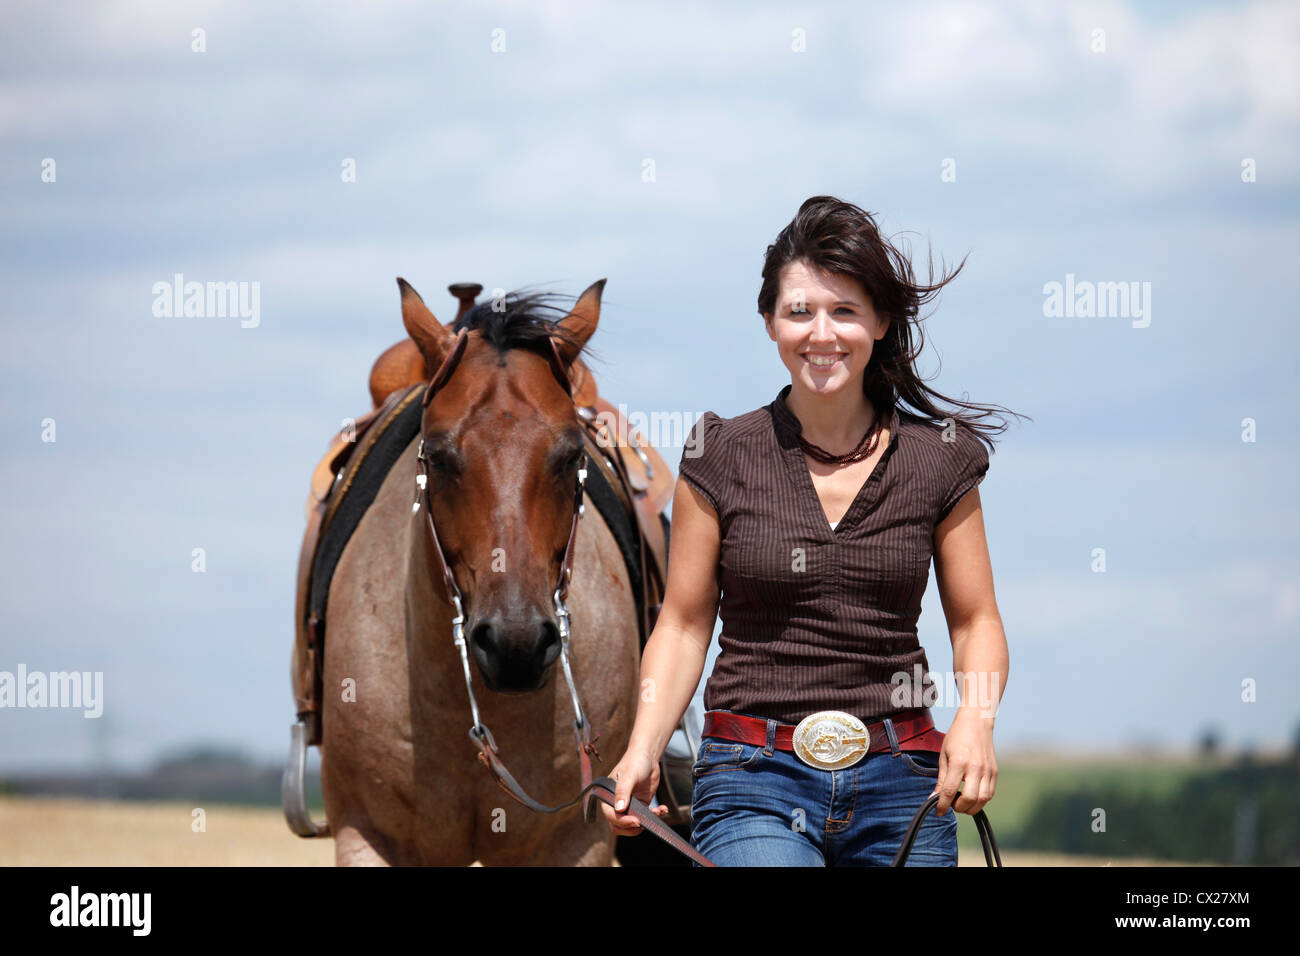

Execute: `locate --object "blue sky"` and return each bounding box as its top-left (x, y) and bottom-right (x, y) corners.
top-left (1, 0), bottom-right (1297, 772)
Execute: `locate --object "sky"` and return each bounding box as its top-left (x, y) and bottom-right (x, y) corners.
top-left (1, 0), bottom-right (1297, 773)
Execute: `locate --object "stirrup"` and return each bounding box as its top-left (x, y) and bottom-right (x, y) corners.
top-left (281, 719), bottom-right (330, 837)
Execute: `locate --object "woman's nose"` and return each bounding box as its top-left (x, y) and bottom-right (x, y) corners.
top-left (810, 310), bottom-right (835, 341)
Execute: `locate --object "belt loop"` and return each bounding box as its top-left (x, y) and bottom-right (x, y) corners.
top-left (764, 719), bottom-right (776, 756)
top-left (882, 717), bottom-right (902, 756)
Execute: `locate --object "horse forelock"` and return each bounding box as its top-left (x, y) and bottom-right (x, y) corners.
top-left (451, 289), bottom-right (592, 367)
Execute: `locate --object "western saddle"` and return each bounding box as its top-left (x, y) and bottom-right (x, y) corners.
top-left (290, 283), bottom-right (692, 824)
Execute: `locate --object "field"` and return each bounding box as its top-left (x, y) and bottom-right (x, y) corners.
top-left (0, 795), bottom-right (336, 867)
top-left (6, 749), bottom-right (1272, 866)
top-left (0, 791), bottom-right (1207, 867)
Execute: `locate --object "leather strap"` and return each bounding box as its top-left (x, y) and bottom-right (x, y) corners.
top-left (702, 708), bottom-right (944, 754)
top-left (468, 727), bottom-right (714, 866)
top-left (423, 328), bottom-right (469, 407)
top-left (891, 791), bottom-right (1003, 867)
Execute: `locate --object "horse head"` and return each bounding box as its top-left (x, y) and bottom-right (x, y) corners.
top-left (396, 276), bottom-right (603, 694)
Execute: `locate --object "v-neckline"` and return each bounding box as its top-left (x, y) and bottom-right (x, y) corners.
top-left (770, 384), bottom-right (900, 539)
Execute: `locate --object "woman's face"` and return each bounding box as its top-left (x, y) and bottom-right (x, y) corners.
top-left (764, 259), bottom-right (889, 398)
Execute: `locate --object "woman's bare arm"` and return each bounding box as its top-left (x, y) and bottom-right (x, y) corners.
top-left (624, 475), bottom-right (723, 762)
top-left (931, 487), bottom-right (1009, 816)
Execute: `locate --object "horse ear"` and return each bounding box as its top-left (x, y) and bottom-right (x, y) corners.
top-left (397, 278), bottom-right (456, 370)
top-left (553, 278), bottom-right (605, 366)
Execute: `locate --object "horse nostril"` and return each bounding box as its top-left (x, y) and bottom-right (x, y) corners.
top-left (471, 621), bottom-right (497, 659)
top-left (535, 618), bottom-right (561, 667)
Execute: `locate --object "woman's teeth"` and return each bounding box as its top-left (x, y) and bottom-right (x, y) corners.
top-left (804, 353), bottom-right (844, 368)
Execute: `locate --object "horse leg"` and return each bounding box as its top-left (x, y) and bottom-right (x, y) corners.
top-left (498, 816), bottom-right (616, 867)
top-left (546, 819), bottom-right (617, 867)
top-left (333, 820), bottom-right (397, 866)
top-left (570, 831), bottom-right (617, 867)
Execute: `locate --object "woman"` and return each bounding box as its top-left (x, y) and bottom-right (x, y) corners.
top-left (602, 196), bottom-right (1017, 865)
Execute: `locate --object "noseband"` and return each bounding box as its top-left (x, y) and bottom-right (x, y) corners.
top-left (409, 329), bottom-right (715, 865)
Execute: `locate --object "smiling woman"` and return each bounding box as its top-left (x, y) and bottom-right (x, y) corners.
top-left (602, 195), bottom-right (1028, 866)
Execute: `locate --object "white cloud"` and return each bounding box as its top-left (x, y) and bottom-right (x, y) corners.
top-left (1132, 0), bottom-right (1300, 123)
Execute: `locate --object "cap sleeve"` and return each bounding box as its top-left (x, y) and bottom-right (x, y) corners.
top-left (677, 411), bottom-right (726, 513)
top-left (936, 426), bottom-right (990, 524)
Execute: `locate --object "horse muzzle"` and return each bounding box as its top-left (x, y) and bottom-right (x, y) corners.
top-left (467, 610), bottom-right (562, 693)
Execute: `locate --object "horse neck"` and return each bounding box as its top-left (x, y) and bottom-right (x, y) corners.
top-left (368, 431), bottom-right (451, 680)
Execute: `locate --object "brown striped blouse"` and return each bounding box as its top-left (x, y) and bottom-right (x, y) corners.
top-left (678, 383), bottom-right (990, 725)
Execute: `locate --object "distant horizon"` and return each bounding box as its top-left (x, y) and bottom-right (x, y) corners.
top-left (4, 738), bottom-right (1294, 782)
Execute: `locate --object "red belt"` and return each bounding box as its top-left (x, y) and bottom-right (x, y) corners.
top-left (702, 708), bottom-right (945, 755)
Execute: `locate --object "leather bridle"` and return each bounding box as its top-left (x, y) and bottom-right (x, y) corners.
top-left (412, 328), bottom-right (714, 866)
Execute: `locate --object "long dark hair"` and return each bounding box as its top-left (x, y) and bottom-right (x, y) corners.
top-left (757, 195), bottom-right (1027, 450)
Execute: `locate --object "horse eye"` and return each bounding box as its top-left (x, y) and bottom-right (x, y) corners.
top-left (552, 435), bottom-right (585, 474)
top-left (423, 445), bottom-right (461, 477)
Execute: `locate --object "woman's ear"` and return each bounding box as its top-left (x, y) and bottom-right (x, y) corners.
top-left (763, 313), bottom-right (776, 342)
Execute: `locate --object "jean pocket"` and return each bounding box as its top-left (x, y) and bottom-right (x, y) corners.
top-left (691, 739), bottom-right (765, 776)
top-left (899, 749), bottom-right (941, 778)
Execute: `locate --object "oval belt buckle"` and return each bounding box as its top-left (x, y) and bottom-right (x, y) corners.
top-left (792, 710), bottom-right (871, 770)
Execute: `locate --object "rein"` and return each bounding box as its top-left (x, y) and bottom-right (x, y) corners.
top-left (412, 328), bottom-right (714, 867)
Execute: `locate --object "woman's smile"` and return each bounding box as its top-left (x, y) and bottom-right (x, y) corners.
top-left (802, 351), bottom-right (848, 371)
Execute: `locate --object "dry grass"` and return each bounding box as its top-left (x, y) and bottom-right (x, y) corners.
top-left (0, 795), bottom-right (1203, 867)
top-left (958, 850), bottom-right (1208, 867)
top-left (0, 795), bottom-right (335, 867)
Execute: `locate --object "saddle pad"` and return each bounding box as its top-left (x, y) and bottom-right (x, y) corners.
top-left (306, 385), bottom-right (644, 638)
top-left (581, 428), bottom-right (644, 598)
top-left (308, 385), bottom-right (426, 626)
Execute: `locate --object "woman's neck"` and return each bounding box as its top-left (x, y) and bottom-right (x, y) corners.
top-left (785, 379), bottom-right (877, 453)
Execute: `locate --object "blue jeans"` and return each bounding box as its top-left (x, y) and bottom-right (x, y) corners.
top-left (689, 711), bottom-right (958, 866)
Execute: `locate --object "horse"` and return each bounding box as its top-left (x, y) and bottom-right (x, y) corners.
top-left (315, 278), bottom-right (643, 865)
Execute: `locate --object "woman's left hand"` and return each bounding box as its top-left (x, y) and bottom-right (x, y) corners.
top-left (930, 707), bottom-right (997, 816)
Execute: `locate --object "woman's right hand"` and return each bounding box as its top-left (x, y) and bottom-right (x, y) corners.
top-left (600, 748), bottom-right (670, 836)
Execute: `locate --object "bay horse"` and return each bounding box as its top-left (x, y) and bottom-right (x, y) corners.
top-left (319, 278), bottom-right (641, 865)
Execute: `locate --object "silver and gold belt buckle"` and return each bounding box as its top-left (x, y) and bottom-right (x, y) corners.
top-left (792, 710), bottom-right (872, 770)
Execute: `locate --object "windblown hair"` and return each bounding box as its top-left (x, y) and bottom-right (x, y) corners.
top-left (757, 195), bottom-right (1027, 450)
